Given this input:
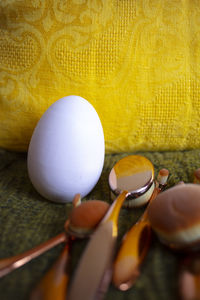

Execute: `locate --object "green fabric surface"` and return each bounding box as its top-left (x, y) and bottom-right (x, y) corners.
top-left (0, 148), bottom-right (200, 300)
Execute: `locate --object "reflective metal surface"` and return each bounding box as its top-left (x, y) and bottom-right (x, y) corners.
top-left (109, 155), bottom-right (155, 207)
top-left (68, 191), bottom-right (128, 300)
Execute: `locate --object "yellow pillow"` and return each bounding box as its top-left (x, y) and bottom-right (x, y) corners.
top-left (1, 0), bottom-right (200, 153)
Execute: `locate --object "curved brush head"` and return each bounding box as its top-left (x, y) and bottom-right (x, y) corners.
top-left (157, 168), bottom-right (169, 187)
top-left (66, 198), bottom-right (110, 239)
top-left (108, 155), bottom-right (155, 207)
top-left (147, 184), bottom-right (200, 252)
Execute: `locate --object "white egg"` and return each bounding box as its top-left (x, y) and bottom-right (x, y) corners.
top-left (27, 95), bottom-right (105, 203)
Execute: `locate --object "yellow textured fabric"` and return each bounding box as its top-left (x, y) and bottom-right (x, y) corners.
top-left (0, 0), bottom-right (200, 153)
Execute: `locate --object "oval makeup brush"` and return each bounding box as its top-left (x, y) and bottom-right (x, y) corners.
top-left (30, 194), bottom-right (109, 300)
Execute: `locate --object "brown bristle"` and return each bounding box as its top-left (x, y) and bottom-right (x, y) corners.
top-left (159, 168), bottom-right (169, 176)
top-left (69, 200), bottom-right (109, 231)
top-left (72, 193), bottom-right (81, 207)
top-left (194, 169), bottom-right (200, 180)
top-left (147, 184), bottom-right (200, 250)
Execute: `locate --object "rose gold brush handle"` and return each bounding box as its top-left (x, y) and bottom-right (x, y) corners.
top-left (30, 242), bottom-right (71, 300)
top-left (0, 195), bottom-right (82, 279)
top-left (29, 195), bottom-right (82, 300)
top-left (112, 169), bottom-right (169, 290)
top-left (112, 188), bottom-right (158, 290)
top-left (0, 232), bottom-right (66, 278)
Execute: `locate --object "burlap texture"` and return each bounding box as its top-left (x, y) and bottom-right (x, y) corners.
top-left (1, 148), bottom-right (200, 299)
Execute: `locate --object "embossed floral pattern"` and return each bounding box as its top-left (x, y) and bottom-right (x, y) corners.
top-left (0, 0), bottom-right (200, 152)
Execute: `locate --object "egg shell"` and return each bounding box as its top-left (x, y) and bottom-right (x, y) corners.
top-left (27, 95), bottom-right (105, 203)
